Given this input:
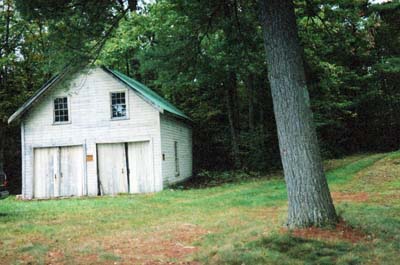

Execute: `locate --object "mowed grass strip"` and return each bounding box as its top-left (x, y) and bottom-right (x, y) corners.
top-left (0, 152), bottom-right (399, 264)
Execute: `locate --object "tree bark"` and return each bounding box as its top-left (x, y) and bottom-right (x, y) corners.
top-left (225, 73), bottom-right (241, 169)
top-left (0, 126), bottom-right (5, 178)
top-left (247, 74), bottom-right (255, 131)
top-left (1, 0), bottom-right (12, 86)
top-left (259, 0), bottom-right (337, 228)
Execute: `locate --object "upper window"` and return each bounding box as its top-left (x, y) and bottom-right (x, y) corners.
top-left (54, 97), bottom-right (69, 123)
top-left (111, 92), bottom-right (127, 119)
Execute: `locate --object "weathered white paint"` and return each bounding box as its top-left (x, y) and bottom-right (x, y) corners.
top-left (20, 67), bottom-right (191, 199)
top-left (128, 141), bottom-right (153, 193)
top-left (160, 115), bottom-right (192, 186)
top-left (33, 147), bottom-right (58, 198)
top-left (59, 145), bottom-right (85, 197)
top-left (21, 122), bottom-right (26, 197)
top-left (33, 146), bottom-right (84, 198)
top-left (97, 143), bottom-right (128, 195)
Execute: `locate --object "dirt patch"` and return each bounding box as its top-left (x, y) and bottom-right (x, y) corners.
top-left (76, 223), bottom-right (209, 264)
top-left (331, 192), bottom-right (369, 203)
top-left (284, 219), bottom-right (367, 243)
top-left (45, 250), bottom-right (65, 265)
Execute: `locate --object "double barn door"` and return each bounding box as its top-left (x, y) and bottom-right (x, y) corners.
top-left (33, 146), bottom-right (84, 198)
top-left (97, 141), bottom-right (153, 195)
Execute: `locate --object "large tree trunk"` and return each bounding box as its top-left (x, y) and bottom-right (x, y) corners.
top-left (259, 0), bottom-right (337, 228)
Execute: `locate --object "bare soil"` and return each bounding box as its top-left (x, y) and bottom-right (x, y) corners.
top-left (58, 223), bottom-right (209, 265)
top-left (287, 219), bottom-right (368, 243)
top-left (331, 191), bottom-right (369, 203)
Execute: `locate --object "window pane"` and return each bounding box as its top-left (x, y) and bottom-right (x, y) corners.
top-left (111, 92), bottom-right (126, 118)
top-left (54, 97), bottom-right (69, 123)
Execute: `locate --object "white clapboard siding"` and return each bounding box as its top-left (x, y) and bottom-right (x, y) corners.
top-left (20, 67), bottom-right (193, 199)
top-left (97, 143), bottom-right (128, 195)
top-left (59, 146), bottom-right (84, 197)
top-left (22, 68), bottom-right (163, 199)
top-left (128, 141), bottom-right (153, 193)
top-left (160, 115), bottom-right (193, 186)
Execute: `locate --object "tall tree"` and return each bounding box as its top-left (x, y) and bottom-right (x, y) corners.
top-left (0, 0), bottom-right (52, 192)
top-left (14, 0), bottom-right (130, 72)
top-left (259, 0), bottom-right (337, 227)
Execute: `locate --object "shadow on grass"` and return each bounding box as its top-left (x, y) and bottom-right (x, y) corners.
top-left (0, 212), bottom-right (16, 218)
top-left (0, 211), bottom-right (22, 223)
top-left (258, 235), bottom-right (354, 264)
top-left (208, 234), bottom-right (360, 265)
top-left (171, 170), bottom-right (282, 190)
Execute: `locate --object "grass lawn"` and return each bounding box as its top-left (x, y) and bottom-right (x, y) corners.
top-left (0, 152), bottom-right (399, 264)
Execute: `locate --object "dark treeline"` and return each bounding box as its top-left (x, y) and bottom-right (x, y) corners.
top-left (0, 0), bottom-right (399, 193)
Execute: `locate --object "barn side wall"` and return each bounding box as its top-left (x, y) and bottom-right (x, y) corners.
top-left (160, 115), bottom-right (192, 186)
top-left (21, 68), bottom-right (162, 199)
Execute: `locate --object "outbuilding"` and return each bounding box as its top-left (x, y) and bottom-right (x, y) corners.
top-left (8, 67), bottom-right (192, 199)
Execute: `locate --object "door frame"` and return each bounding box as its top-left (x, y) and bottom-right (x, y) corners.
top-left (96, 142), bottom-right (129, 195)
top-left (95, 138), bottom-right (155, 194)
top-left (32, 144), bottom-right (86, 198)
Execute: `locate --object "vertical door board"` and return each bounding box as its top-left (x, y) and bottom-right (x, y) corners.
top-left (34, 146), bottom-right (84, 198)
top-left (33, 147), bottom-right (58, 198)
top-left (60, 146), bottom-right (84, 197)
top-left (97, 143), bottom-right (128, 195)
top-left (128, 141), bottom-right (152, 193)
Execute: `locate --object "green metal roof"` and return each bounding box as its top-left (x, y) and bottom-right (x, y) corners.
top-left (105, 68), bottom-right (190, 121)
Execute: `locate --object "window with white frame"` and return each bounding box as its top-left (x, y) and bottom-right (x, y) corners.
top-left (111, 92), bottom-right (127, 119)
top-left (54, 97), bottom-right (69, 123)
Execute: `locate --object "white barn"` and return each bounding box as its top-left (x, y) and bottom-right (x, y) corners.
top-left (8, 67), bottom-right (192, 199)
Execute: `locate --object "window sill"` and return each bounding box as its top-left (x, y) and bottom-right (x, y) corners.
top-left (110, 117), bottom-right (129, 121)
top-left (53, 121), bottom-right (71, 125)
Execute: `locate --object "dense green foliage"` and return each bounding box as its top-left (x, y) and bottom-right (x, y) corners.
top-left (99, 0), bottom-right (400, 169)
top-left (0, 0), bottom-right (399, 192)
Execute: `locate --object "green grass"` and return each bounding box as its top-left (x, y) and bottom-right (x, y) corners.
top-left (326, 153), bottom-right (386, 185)
top-left (209, 234), bottom-right (363, 265)
top-left (0, 152), bottom-right (399, 264)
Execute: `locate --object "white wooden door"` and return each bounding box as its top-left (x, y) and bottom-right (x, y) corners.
top-left (97, 143), bottom-right (128, 195)
top-left (60, 146), bottom-right (84, 197)
top-left (33, 147), bottom-right (59, 198)
top-left (128, 141), bottom-right (153, 193)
